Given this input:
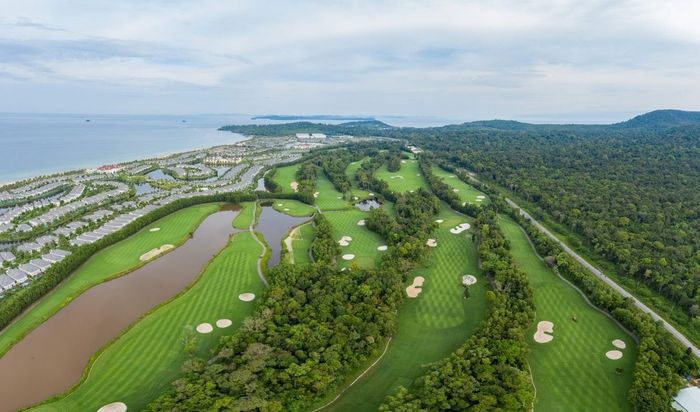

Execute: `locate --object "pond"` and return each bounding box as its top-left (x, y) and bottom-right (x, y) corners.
top-left (255, 206), bottom-right (309, 267)
top-left (0, 206), bottom-right (240, 412)
top-left (354, 197), bottom-right (382, 211)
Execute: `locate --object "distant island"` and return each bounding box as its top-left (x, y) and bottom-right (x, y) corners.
top-left (251, 114), bottom-right (376, 121)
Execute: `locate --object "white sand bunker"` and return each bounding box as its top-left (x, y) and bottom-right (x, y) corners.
top-left (290, 181), bottom-right (299, 192)
top-left (476, 195), bottom-right (486, 200)
top-left (342, 254), bottom-right (355, 261)
top-left (196, 323), bottom-right (213, 334)
top-left (476, 198), bottom-right (483, 202)
top-left (435, 219), bottom-right (444, 224)
top-left (453, 188), bottom-right (459, 192)
top-left (426, 238), bottom-right (438, 247)
top-left (612, 339), bottom-right (627, 349)
top-left (390, 175), bottom-right (404, 179)
top-left (462, 275), bottom-right (477, 286)
top-left (533, 321), bottom-right (554, 343)
top-left (284, 208), bottom-right (290, 211)
top-left (97, 402), bottom-right (127, 412)
top-left (338, 236), bottom-right (353, 246)
top-left (606, 350), bottom-right (623, 360)
top-left (216, 319), bottom-right (232, 328)
top-left (357, 219), bottom-right (366, 226)
top-left (449, 223), bottom-right (471, 234)
top-left (149, 227), bottom-right (160, 232)
top-left (377, 245), bottom-right (388, 251)
top-left (139, 244), bottom-right (174, 261)
top-left (238, 293), bottom-right (256, 302)
top-left (313, 191), bottom-right (320, 198)
top-left (401, 160), bottom-right (407, 163)
top-left (277, 203), bottom-right (283, 206)
top-left (416, 173), bottom-right (421, 176)
top-left (337, 196), bottom-right (343, 199)
top-left (369, 193), bottom-right (374, 196)
top-left (406, 276), bottom-right (425, 298)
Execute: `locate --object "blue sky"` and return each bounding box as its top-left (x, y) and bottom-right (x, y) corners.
top-left (1, 0), bottom-right (699, 123)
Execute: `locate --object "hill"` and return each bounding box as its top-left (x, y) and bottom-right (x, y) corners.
top-left (615, 109), bottom-right (700, 129)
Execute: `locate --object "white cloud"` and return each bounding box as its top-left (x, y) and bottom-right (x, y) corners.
top-left (0, 0), bottom-right (698, 120)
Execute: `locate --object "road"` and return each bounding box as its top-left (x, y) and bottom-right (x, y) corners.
top-left (506, 198), bottom-right (700, 359)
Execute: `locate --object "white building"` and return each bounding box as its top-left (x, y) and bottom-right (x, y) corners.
top-left (673, 387), bottom-right (700, 412)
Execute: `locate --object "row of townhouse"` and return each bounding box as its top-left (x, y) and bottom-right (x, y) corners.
top-left (0, 249), bottom-right (71, 292)
top-left (0, 180), bottom-right (69, 203)
top-left (27, 182), bottom-right (129, 227)
top-left (70, 204), bottom-right (158, 246)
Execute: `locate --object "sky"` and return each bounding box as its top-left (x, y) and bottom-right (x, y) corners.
top-left (1, 0), bottom-right (699, 123)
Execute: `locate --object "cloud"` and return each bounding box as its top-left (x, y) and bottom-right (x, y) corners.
top-left (0, 0), bottom-right (698, 120)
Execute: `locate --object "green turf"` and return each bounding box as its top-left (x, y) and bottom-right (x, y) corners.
top-left (32, 230), bottom-right (265, 411)
top-left (0, 204), bottom-right (221, 357)
top-left (285, 222), bottom-right (314, 265)
top-left (233, 201), bottom-right (256, 229)
top-left (271, 199), bottom-right (316, 217)
top-left (432, 166), bottom-right (489, 206)
top-left (271, 164), bottom-right (301, 193)
top-left (375, 159), bottom-right (429, 194)
top-left (345, 158), bottom-right (373, 199)
top-left (315, 172), bottom-right (353, 211)
top-left (499, 216), bottom-right (636, 412)
top-left (322, 207), bottom-right (488, 411)
top-left (323, 209), bottom-right (384, 270)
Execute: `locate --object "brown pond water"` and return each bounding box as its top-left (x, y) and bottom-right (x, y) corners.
top-left (0, 207), bottom-right (239, 412)
top-left (255, 206), bottom-right (309, 267)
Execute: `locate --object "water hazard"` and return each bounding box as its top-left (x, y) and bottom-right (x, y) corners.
top-left (0, 206), bottom-right (239, 412)
top-left (255, 206), bottom-right (308, 267)
top-left (355, 197), bottom-right (382, 211)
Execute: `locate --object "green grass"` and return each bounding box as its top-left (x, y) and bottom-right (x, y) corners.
top-left (271, 199), bottom-right (316, 217)
top-left (315, 172), bottom-right (352, 211)
top-left (499, 216), bottom-right (636, 412)
top-left (345, 158), bottom-right (372, 199)
top-left (432, 165), bottom-right (489, 206)
top-left (322, 207), bottom-right (488, 411)
top-left (32, 231), bottom-right (264, 411)
top-left (0, 204), bottom-right (221, 357)
top-left (285, 222), bottom-right (315, 265)
top-left (233, 201), bottom-right (256, 229)
top-left (323, 209), bottom-right (384, 270)
top-left (271, 164), bottom-right (301, 193)
top-left (375, 159), bottom-right (428, 194)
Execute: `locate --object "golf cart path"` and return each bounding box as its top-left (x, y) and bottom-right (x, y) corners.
top-left (506, 197), bottom-right (700, 359)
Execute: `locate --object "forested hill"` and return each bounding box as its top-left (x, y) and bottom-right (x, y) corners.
top-left (614, 109), bottom-right (700, 130)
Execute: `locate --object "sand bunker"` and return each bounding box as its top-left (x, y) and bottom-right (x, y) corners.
top-left (606, 350), bottom-right (623, 360)
top-left (476, 195), bottom-right (486, 199)
top-left (277, 203), bottom-right (283, 206)
top-left (338, 236), bottom-right (353, 246)
top-left (426, 238), bottom-right (438, 247)
top-left (453, 188), bottom-right (459, 192)
top-left (406, 276), bottom-right (425, 298)
top-left (357, 219), bottom-right (366, 226)
top-left (377, 245), bottom-right (388, 251)
top-left (368, 193), bottom-right (374, 196)
top-left (449, 223), bottom-right (471, 234)
top-left (612, 339), bottom-right (627, 349)
top-left (337, 196), bottom-right (343, 199)
top-left (139, 244), bottom-right (174, 261)
top-left (462, 275), bottom-right (477, 286)
top-left (390, 175), bottom-right (404, 179)
top-left (342, 254), bottom-right (355, 261)
top-left (435, 219), bottom-right (444, 224)
top-left (284, 208), bottom-right (290, 211)
top-left (416, 173), bottom-right (421, 176)
top-left (290, 181), bottom-right (299, 192)
top-left (196, 323), bottom-right (213, 334)
top-left (97, 402), bottom-right (127, 412)
top-left (476, 198), bottom-right (483, 202)
top-left (401, 160), bottom-right (407, 163)
top-left (239, 293), bottom-right (256, 302)
top-left (313, 191), bottom-right (319, 198)
top-left (216, 319), bottom-right (232, 328)
top-left (149, 227), bottom-right (160, 232)
top-left (533, 321), bottom-right (554, 343)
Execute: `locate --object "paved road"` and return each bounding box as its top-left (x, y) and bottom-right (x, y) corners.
top-left (506, 198), bottom-right (700, 359)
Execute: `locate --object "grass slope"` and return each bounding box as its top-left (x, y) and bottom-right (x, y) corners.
top-left (32, 231), bottom-right (264, 411)
top-left (323, 208), bottom-right (488, 411)
top-left (315, 172), bottom-right (352, 211)
top-left (271, 164), bottom-right (301, 193)
top-left (233, 201), bottom-right (256, 229)
top-left (323, 209), bottom-right (383, 270)
top-left (0, 204), bottom-right (221, 357)
top-left (499, 216), bottom-right (636, 412)
top-left (271, 199), bottom-right (316, 217)
top-left (432, 165), bottom-right (489, 206)
top-left (285, 222), bottom-right (314, 265)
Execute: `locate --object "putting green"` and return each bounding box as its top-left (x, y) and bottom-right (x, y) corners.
top-left (432, 166), bottom-right (489, 206)
top-left (323, 209), bottom-right (383, 270)
top-left (0, 204), bottom-right (221, 357)
top-left (272, 199), bottom-right (316, 217)
top-left (375, 159), bottom-right (429, 194)
top-left (270, 164), bottom-right (301, 193)
top-left (31, 230), bottom-right (264, 411)
top-left (319, 207), bottom-right (488, 411)
top-left (499, 216), bottom-right (636, 412)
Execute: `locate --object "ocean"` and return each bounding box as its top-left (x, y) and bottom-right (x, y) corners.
top-left (0, 112), bottom-right (459, 183)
